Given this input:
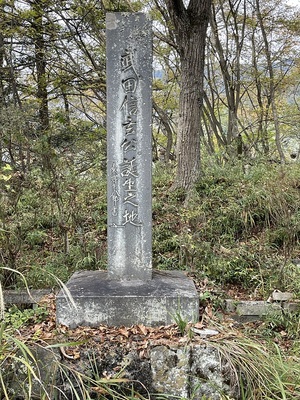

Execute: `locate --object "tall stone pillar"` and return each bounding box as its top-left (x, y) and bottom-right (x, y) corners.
top-left (106, 13), bottom-right (152, 281)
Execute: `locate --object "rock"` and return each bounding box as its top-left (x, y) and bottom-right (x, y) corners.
top-left (271, 290), bottom-right (293, 302)
top-left (190, 345), bottom-right (235, 400)
top-left (0, 344), bottom-right (60, 399)
top-left (191, 328), bottom-right (219, 338)
top-left (3, 340), bottom-right (237, 399)
top-left (150, 345), bottom-right (189, 398)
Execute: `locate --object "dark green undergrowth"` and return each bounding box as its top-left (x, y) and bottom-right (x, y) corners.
top-left (1, 156), bottom-right (300, 298)
top-left (152, 159), bottom-right (300, 298)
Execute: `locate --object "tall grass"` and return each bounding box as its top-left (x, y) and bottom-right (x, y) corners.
top-left (0, 326), bottom-right (138, 399)
top-left (209, 334), bottom-right (300, 400)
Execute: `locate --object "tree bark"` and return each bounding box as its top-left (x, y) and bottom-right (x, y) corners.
top-left (0, 30), bottom-right (4, 108)
top-left (32, 1), bottom-right (49, 133)
top-left (255, 0), bottom-right (285, 162)
top-left (153, 101), bottom-right (174, 162)
top-left (165, 0), bottom-right (212, 191)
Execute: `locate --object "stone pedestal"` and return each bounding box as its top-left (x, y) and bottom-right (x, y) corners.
top-left (56, 270), bottom-right (199, 328)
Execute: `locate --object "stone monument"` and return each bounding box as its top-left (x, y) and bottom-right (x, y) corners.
top-left (56, 12), bottom-right (199, 328)
top-left (106, 12), bottom-right (152, 281)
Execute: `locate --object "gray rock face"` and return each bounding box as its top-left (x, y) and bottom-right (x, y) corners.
top-left (150, 345), bottom-right (190, 398)
top-left (190, 345), bottom-right (233, 400)
top-left (150, 344), bottom-right (236, 399)
top-left (2, 342), bottom-right (237, 399)
top-left (0, 345), bottom-right (60, 399)
top-left (106, 13), bottom-right (153, 281)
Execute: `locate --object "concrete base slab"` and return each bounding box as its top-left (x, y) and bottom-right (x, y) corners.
top-left (56, 270), bottom-right (199, 328)
top-left (225, 299), bottom-right (300, 322)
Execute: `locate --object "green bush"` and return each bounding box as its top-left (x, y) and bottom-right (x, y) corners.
top-left (152, 159), bottom-right (300, 296)
top-left (5, 305), bottom-right (49, 330)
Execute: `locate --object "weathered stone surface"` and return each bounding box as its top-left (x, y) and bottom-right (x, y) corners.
top-left (226, 299), bottom-right (281, 317)
top-left (56, 270), bottom-right (199, 327)
top-left (4, 341), bottom-right (237, 399)
top-left (271, 290), bottom-right (293, 301)
top-left (150, 345), bottom-right (189, 398)
top-left (190, 345), bottom-right (234, 400)
top-left (225, 299), bottom-right (300, 322)
top-left (106, 12), bottom-right (152, 281)
top-left (3, 289), bottom-right (51, 305)
top-left (284, 302), bottom-right (300, 312)
top-left (0, 345), bottom-right (60, 399)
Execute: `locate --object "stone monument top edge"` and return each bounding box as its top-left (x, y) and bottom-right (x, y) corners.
top-left (106, 12), bottom-right (151, 30)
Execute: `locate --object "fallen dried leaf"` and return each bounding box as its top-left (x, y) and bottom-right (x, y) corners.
top-left (194, 322), bottom-right (204, 329)
top-left (205, 305), bottom-right (213, 319)
top-left (138, 325), bottom-right (148, 335)
top-left (139, 349), bottom-right (146, 358)
top-left (90, 386), bottom-right (109, 394)
top-left (119, 328), bottom-right (130, 338)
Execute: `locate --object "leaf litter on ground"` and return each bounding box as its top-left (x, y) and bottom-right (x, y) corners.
top-left (11, 287), bottom-right (298, 366)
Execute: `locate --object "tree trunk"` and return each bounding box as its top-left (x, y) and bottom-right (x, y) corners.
top-left (176, 53), bottom-right (201, 189)
top-left (153, 101), bottom-right (174, 162)
top-left (33, 1), bottom-right (49, 133)
top-left (0, 30), bottom-right (4, 108)
top-left (166, 0), bottom-right (211, 191)
top-left (255, 0), bottom-right (285, 162)
top-left (0, 20), bottom-right (4, 167)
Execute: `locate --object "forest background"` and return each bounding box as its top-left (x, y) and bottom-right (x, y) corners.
top-left (0, 0), bottom-right (300, 301)
top-left (1, 1), bottom-right (300, 398)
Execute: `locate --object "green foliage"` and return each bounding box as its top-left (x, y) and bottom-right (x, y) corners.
top-left (25, 230), bottom-right (48, 247)
top-left (0, 126), bottom-right (107, 288)
top-left (152, 159), bottom-right (300, 297)
top-left (5, 305), bottom-right (49, 330)
top-left (171, 308), bottom-right (189, 336)
top-left (260, 309), bottom-right (300, 340)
